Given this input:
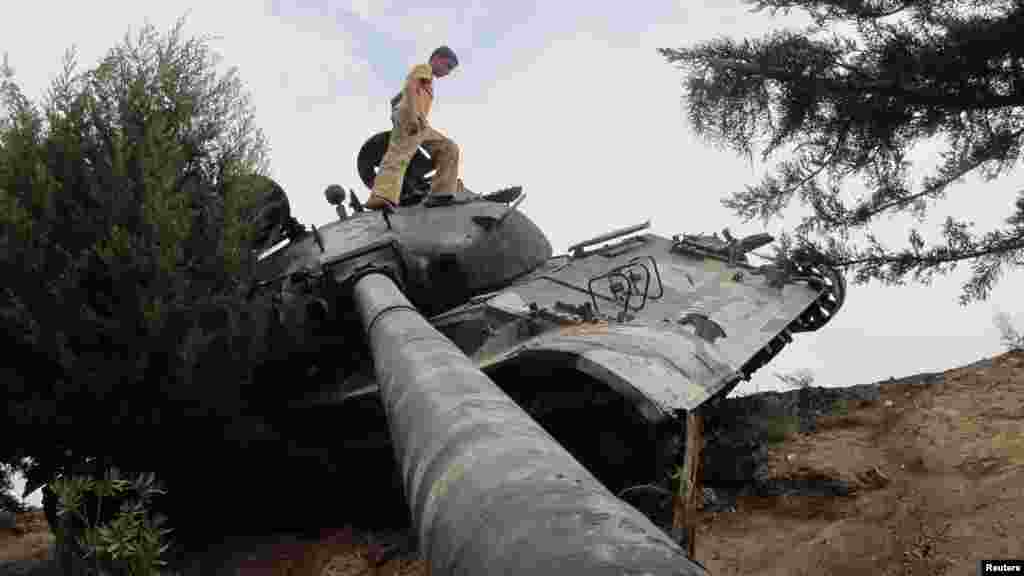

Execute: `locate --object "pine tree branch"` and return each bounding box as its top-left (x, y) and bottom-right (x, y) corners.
top-left (783, 147), bottom-right (839, 197)
top-left (833, 235), bottom-right (1024, 269)
top-left (748, 0), bottom-right (915, 22)
top-left (844, 133), bottom-right (1019, 224)
top-left (664, 2), bottom-right (1024, 302)
top-left (704, 56), bottom-right (1024, 111)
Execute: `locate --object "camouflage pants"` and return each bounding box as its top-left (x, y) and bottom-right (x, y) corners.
top-left (371, 117), bottom-right (460, 205)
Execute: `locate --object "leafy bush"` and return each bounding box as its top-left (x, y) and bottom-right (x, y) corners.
top-left (1, 16), bottom-right (296, 532)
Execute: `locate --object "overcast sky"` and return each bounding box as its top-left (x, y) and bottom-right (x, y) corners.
top-left (4, 1), bottom-right (1022, 502)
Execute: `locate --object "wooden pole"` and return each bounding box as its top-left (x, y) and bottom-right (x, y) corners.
top-left (672, 409), bottom-right (703, 559)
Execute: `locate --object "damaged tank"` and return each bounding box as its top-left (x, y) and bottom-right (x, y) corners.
top-left (243, 131), bottom-right (846, 572)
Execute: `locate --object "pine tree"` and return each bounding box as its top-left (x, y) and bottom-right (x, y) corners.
top-left (658, 0), bottom-right (1024, 304)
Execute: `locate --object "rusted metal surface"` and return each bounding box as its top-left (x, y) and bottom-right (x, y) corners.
top-left (480, 320), bottom-right (742, 422)
top-left (461, 231), bottom-right (844, 417)
top-left (351, 272), bottom-right (708, 576)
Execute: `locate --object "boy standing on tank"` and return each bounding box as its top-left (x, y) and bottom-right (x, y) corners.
top-left (366, 46), bottom-right (460, 210)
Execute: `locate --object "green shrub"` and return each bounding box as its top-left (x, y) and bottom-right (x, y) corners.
top-left (764, 414), bottom-right (800, 444)
top-left (831, 397), bottom-right (851, 416)
top-left (1, 16), bottom-right (286, 497)
top-left (51, 468), bottom-right (172, 576)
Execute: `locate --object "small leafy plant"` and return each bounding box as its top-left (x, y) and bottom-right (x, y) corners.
top-left (764, 414), bottom-right (800, 444)
top-left (51, 467), bottom-right (173, 576)
top-left (831, 398), bottom-right (850, 416)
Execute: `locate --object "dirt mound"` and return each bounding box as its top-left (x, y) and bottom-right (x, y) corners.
top-left (695, 350), bottom-right (1024, 576)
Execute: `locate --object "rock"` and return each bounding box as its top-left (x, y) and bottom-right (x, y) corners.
top-left (856, 467), bottom-right (890, 490)
top-left (701, 487), bottom-right (737, 513)
top-left (697, 376), bottom-right (937, 499)
top-left (0, 509), bottom-right (16, 531)
top-left (963, 358), bottom-right (995, 371)
top-left (757, 474), bottom-right (854, 498)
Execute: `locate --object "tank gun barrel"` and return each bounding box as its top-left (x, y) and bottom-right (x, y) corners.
top-left (351, 272), bottom-right (707, 576)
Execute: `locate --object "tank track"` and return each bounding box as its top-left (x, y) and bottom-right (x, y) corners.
top-left (740, 249), bottom-right (846, 379)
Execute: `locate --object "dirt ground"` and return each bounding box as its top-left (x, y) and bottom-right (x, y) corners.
top-left (697, 350), bottom-right (1024, 576)
top-left (0, 510), bottom-right (53, 567)
top-left (2, 350), bottom-right (1022, 575)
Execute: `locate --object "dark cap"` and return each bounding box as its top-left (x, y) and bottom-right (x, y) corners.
top-left (430, 46), bottom-right (458, 67)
